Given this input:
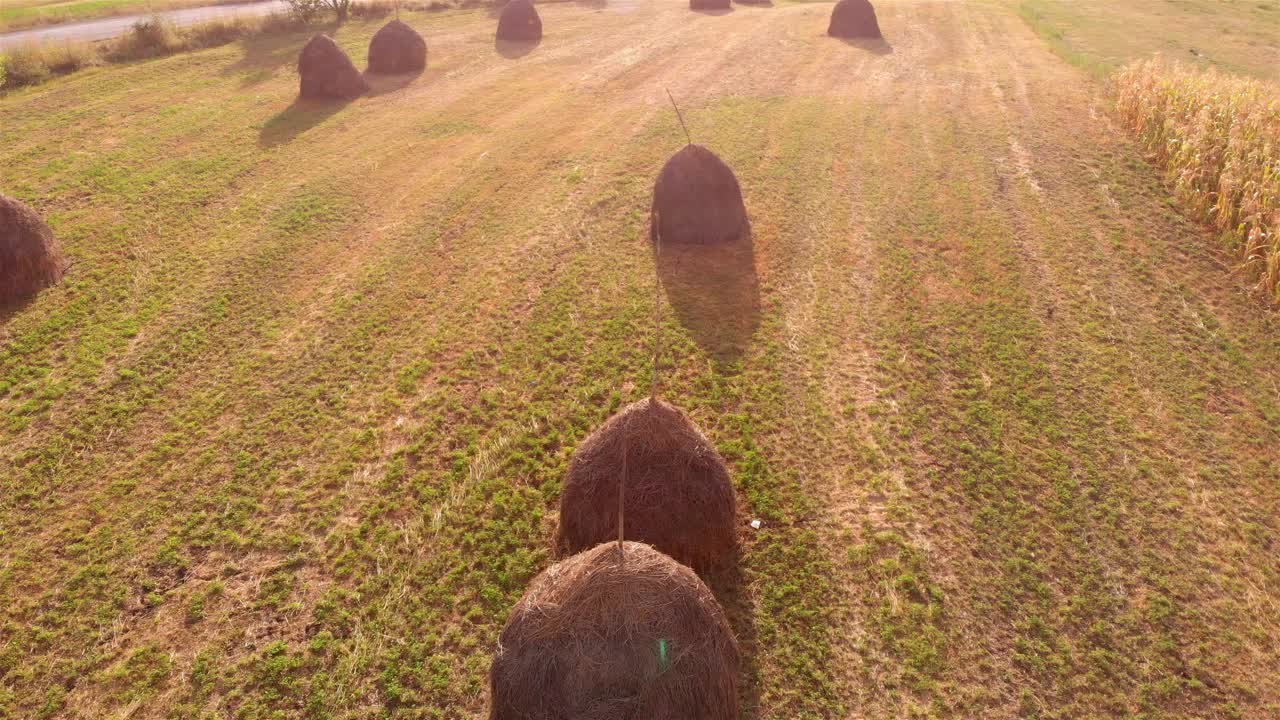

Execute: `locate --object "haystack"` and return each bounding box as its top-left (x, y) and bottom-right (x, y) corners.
top-left (367, 20), bottom-right (427, 74)
top-left (690, 0), bottom-right (730, 10)
top-left (1, 194), bottom-right (66, 306)
top-left (651, 144), bottom-right (748, 246)
top-left (557, 398), bottom-right (737, 571)
top-left (827, 0), bottom-right (881, 39)
top-left (496, 0), bottom-right (542, 43)
top-left (490, 541), bottom-right (740, 720)
top-left (298, 34), bottom-right (368, 99)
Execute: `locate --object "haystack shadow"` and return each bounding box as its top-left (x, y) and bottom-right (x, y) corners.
top-left (0, 297), bottom-right (34, 326)
top-left (258, 96), bottom-right (353, 147)
top-left (691, 5), bottom-right (734, 15)
top-left (364, 66), bottom-right (426, 96)
top-left (705, 554), bottom-right (763, 720)
top-left (838, 36), bottom-right (893, 54)
top-left (656, 232), bottom-right (761, 368)
top-left (221, 22), bottom-right (341, 87)
top-left (495, 36), bottom-right (540, 57)
top-left (0, 265), bottom-right (65, 323)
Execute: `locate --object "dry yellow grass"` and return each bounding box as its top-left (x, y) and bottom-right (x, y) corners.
top-left (1114, 58), bottom-right (1280, 302)
top-left (0, 2), bottom-right (400, 90)
top-left (1, 16), bottom-right (264, 89)
top-left (0, 38), bottom-right (97, 86)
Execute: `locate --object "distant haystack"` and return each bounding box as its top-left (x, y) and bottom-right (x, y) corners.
top-left (1, 194), bottom-right (66, 306)
top-left (651, 144), bottom-right (749, 246)
top-left (496, 0), bottom-right (542, 43)
top-left (828, 0), bottom-right (881, 39)
top-left (490, 541), bottom-right (740, 720)
top-left (557, 398), bottom-right (738, 572)
top-left (298, 34), bottom-right (369, 99)
top-left (367, 20), bottom-right (427, 74)
top-left (690, 0), bottom-right (730, 10)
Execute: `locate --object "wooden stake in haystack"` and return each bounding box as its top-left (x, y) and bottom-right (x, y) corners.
top-left (666, 88), bottom-right (692, 147)
top-left (559, 91), bottom-right (736, 572)
top-left (619, 202), bottom-right (667, 563)
top-left (649, 90), bottom-right (748, 248)
top-left (618, 412), bottom-right (627, 558)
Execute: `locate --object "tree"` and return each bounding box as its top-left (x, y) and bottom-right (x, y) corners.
top-left (285, 0), bottom-right (324, 20)
top-left (286, 0), bottom-right (351, 21)
top-left (324, 0), bottom-right (353, 20)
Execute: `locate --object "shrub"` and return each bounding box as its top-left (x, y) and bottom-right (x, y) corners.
top-left (187, 17), bottom-right (252, 48)
top-left (1113, 58), bottom-right (1280, 303)
top-left (259, 10), bottom-right (310, 34)
top-left (43, 42), bottom-right (95, 73)
top-left (98, 16), bottom-right (185, 61)
top-left (1, 45), bottom-right (52, 87)
top-left (288, 0), bottom-right (362, 21)
top-left (285, 0), bottom-right (327, 21)
top-left (1, 42), bottom-right (96, 88)
top-left (1, 11), bottom-right (308, 91)
top-left (350, 0), bottom-right (396, 19)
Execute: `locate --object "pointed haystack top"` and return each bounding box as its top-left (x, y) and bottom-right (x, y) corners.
top-left (557, 397), bottom-right (738, 571)
top-left (368, 20), bottom-right (427, 74)
top-left (828, 0), bottom-right (881, 39)
top-left (298, 34), bottom-right (369, 99)
top-left (650, 144), bottom-right (749, 246)
top-left (496, 0), bottom-right (542, 43)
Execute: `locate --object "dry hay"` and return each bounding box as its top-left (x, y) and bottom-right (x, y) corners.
top-left (490, 541), bottom-right (740, 720)
top-left (1, 194), bottom-right (66, 307)
top-left (496, 0), bottom-right (542, 43)
top-left (367, 20), bottom-right (427, 74)
top-left (651, 144), bottom-right (749, 246)
top-left (557, 397), bottom-right (737, 572)
top-left (827, 0), bottom-right (881, 39)
top-left (298, 34), bottom-right (369, 100)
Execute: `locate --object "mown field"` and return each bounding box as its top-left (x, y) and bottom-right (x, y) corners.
top-left (1019, 0), bottom-right (1280, 80)
top-left (2, 0), bottom-right (1279, 719)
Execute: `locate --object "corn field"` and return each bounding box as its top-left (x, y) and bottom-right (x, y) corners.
top-left (1113, 58), bottom-right (1280, 303)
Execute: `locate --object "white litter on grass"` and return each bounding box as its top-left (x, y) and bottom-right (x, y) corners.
top-left (750, 519), bottom-right (762, 530)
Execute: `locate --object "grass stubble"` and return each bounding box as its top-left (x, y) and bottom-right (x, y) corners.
top-left (1, 1), bottom-right (1278, 719)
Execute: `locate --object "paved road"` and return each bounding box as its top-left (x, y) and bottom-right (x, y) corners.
top-left (0, 0), bottom-right (286, 50)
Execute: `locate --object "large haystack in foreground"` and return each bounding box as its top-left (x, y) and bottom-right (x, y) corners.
top-left (367, 20), bottom-right (427, 74)
top-left (557, 398), bottom-right (738, 571)
top-left (496, 0), bottom-right (542, 43)
top-left (651, 144), bottom-right (749, 246)
top-left (490, 541), bottom-right (740, 720)
top-left (828, 0), bottom-right (881, 39)
top-left (1, 194), bottom-right (65, 306)
top-left (298, 34), bottom-right (369, 99)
